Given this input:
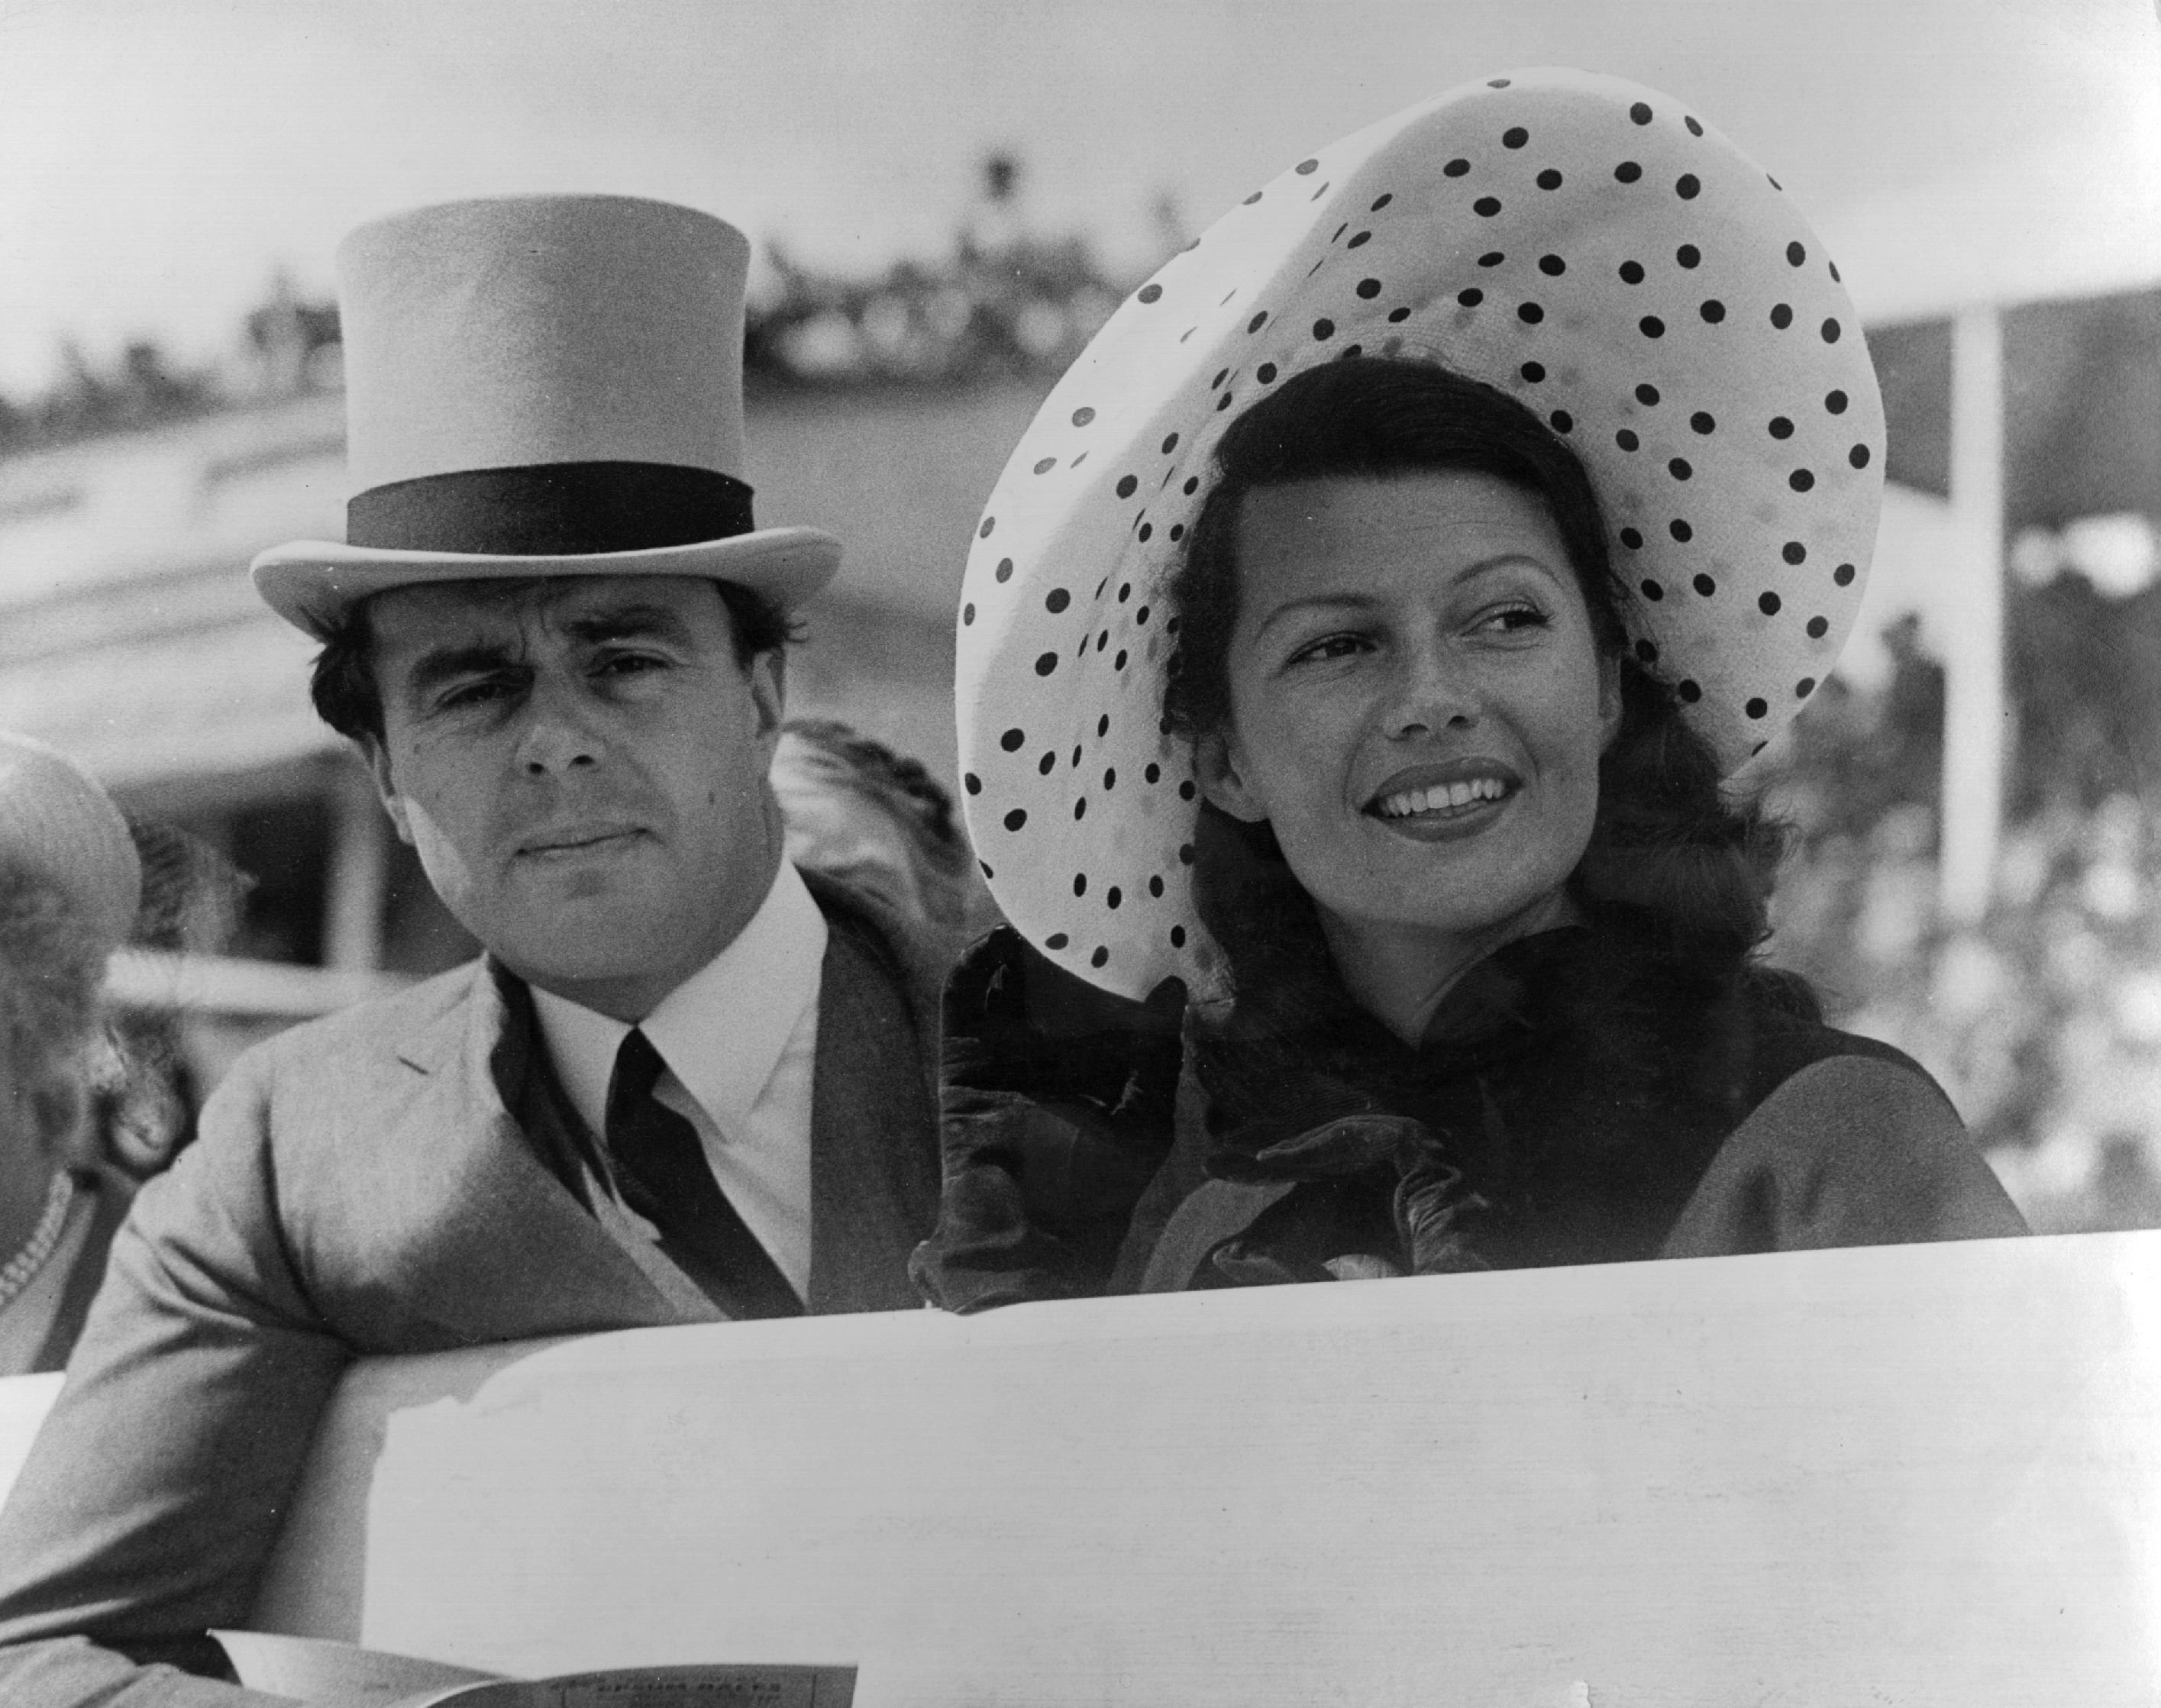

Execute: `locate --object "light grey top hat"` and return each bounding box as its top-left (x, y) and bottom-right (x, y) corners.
top-left (0, 734), bottom-right (141, 955)
top-left (252, 194), bottom-right (841, 638)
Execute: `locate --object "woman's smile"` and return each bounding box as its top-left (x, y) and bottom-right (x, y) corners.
top-left (1366, 760), bottom-right (1520, 837)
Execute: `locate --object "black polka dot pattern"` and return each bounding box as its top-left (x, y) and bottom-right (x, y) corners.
top-left (956, 66), bottom-right (1883, 1000)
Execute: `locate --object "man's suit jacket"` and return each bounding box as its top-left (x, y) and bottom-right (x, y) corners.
top-left (0, 877), bottom-right (944, 1708)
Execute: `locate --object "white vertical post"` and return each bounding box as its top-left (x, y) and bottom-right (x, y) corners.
top-left (1938, 306), bottom-right (2006, 923)
top-left (323, 763), bottom-right (389, 970)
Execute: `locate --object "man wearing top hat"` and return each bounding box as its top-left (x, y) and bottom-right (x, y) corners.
top-left (0, 196), bottom-right (948, 1704)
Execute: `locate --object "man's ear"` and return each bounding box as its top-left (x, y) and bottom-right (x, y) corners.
top-left (360, 739), bottom-right (416, 845)
top-left (748, 648), bottom-right (787, 769)
top-left (1194, 728), bottom-right (1269, 824)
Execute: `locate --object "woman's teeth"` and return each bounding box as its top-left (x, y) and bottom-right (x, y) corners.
top-left (1374, 777), bottom-right (1507, 818)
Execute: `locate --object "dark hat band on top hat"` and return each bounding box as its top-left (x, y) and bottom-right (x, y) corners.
top-left (346, 460), bottom-right (757, 557)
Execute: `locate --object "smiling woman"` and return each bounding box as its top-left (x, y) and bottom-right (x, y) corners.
top-left (1174, 370), bottom-right (1626, 1044)
top-left (914, 69), bottom-right (2029, 1310)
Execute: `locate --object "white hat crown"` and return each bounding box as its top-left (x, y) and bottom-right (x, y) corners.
top-left (339, 195), bottom-right (750, 494)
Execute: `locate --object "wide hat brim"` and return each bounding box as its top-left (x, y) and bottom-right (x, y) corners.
top-left (252, 525), bottom-right (843, 638)
top-left (955, 66), bottom-right (1886, 1003)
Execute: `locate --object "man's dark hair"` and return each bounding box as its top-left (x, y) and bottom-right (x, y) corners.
top-left (308, 576), bottom-right (798, 745)
top-left (1162, 357), bottom-right (1792, 989)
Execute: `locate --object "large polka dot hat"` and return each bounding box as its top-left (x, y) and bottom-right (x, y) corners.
top-left (956, 67), bottom-right (1885, 1003)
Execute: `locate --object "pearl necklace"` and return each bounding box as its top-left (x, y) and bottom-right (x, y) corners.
top-left (0, 1172), bottom-right (76, 1312)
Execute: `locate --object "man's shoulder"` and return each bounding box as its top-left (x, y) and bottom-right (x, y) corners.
top-left (237, 958), bottom-right (490, 1086)
top-left (176, 959), bottom-right (501, 1228)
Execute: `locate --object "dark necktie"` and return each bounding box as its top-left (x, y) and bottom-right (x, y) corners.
top-left (603, 1027), bottom-right (804, 1319)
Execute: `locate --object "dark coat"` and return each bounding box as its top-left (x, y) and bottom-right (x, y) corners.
top-left (913, 923), bottom-right (2026, 1312)
top-left (0, 874), bottom-right (945, 1708)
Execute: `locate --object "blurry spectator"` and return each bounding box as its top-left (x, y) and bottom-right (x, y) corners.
top-left (772, 719), bottom-right (980, 941)
top-left (0, 735), bottom-right (142, 1374)
top-left (95, 822), bottom-right (249, 1180)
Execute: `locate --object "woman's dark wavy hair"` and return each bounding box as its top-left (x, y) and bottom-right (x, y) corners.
top-left (309, 577), bottom-right (799, 745)
top-left (1161, 357), bottom-right (1797, 1013)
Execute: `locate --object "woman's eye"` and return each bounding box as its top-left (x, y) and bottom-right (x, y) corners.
top-left (1287, 633), bottom-right (1371, 665)
top-left (1477, 602), bottom-right (1549, 634)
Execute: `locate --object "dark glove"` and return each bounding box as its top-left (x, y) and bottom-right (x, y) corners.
top-left (912, 926), bottom-right (1187, 1311)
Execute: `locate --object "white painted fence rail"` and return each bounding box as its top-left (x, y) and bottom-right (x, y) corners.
top-left (2, 1230), bottom-right (2155, 1706)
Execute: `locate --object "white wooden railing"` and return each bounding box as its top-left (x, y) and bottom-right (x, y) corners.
top-left (3, 1230), bottom-right (2153, 1705)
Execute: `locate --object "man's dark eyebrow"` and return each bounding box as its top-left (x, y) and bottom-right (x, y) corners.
top-left (562, 603), bottom-right (697, 646)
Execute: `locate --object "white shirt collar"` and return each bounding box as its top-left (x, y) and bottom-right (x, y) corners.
top-left (531, 860), bottom-right (829, 1141)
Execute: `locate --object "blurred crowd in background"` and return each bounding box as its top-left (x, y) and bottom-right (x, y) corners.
top-left (0, 155), bottom-right (1137, 457)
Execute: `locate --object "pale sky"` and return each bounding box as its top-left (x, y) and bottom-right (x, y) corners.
top-left (2, 0), bottom-right (2158, 392)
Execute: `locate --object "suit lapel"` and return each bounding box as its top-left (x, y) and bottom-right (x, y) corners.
top-left (376, 963), bottom-right (691, 1346)
top-left (805, 910), bottom-right (942, 1315)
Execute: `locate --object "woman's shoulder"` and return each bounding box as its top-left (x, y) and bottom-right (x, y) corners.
top-left (1666, 984), bottom-right (2030, 1257)
top-left (1730, 967), bottom-right (1950, 1111)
